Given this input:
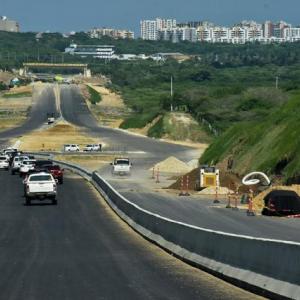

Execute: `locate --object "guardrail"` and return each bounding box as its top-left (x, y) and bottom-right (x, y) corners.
top-left (47, 158), bottom-right (300, 299)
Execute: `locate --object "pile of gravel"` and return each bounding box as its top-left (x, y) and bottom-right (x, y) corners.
top-left (151, 156), bottom-right (192, 174)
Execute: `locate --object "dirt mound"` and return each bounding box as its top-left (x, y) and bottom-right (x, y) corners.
top-left (168, 168), bottom-right (259, 193)
top-left (151, 156), bottom-right (192, 174)
top-left (169, 168), bottom-right (199, 189)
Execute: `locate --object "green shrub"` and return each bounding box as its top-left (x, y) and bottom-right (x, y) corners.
top-left (120, 111), bottom-right (159, 129)
top-left (87, 86), bottom-right (102, 105)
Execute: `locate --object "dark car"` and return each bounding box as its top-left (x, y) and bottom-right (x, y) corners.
top-left (262, 190), bottom-right (300, 216)
top-left (34, 160), bottom-right (53, 172)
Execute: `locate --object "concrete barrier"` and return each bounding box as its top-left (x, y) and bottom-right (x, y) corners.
top-left (92, 172), bottom-right (300, 299)
top-left (44, 158), bottom-right (300, 299)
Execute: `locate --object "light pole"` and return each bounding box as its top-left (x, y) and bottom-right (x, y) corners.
top-left (170, 76), bottom-right (173, 112)
top-left (275, 76), bottom-right (279, 89)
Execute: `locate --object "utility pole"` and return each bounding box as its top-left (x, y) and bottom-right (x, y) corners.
top-left (170, 76), bottom-right (173, 112)
top-left (276, 76), bottom-right (279, 89)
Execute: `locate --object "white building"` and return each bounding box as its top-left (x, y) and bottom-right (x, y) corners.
top-left (283, 27), bottom-right (300, 42)
top-left (65, 44), bottom-right (115, 59)
top-left (140, 18), bottom-right (177, 40)
top-left (140, 20), bottom-right (158, 40)
top-left (0, 16), bottom-right (19, 32)
top-left (89, 28), bottom-right (134, 39)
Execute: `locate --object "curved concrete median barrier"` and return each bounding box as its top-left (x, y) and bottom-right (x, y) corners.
top-left (46, 158), bottom-right (300, 299)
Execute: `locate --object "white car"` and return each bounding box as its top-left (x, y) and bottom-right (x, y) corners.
top-left (64, 144), bottom-right (80, 152)
top-left (19, 160), bottom-right (36, 176)
top-left (0, 156), bottom-right (9, 170)
top-left (111, 158), bottom-right (132, 176)
top-left (24, 172), bottom-right (57, 205)
top-left (11, 156), bottom-right (29, 175)
top-left (83, 144), bottom-right (102, 152)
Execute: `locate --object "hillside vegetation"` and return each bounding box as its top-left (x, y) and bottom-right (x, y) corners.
top-left (2, 32), bottom-right (300, 173)
top-left (200, 90), bottom-right (300, 182)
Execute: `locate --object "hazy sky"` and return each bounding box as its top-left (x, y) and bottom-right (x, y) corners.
top-left (1, 0), bottom-right (300, 34)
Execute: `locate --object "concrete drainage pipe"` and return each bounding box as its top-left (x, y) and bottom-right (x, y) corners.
top-left (242, 172), bottom-right (271, 186)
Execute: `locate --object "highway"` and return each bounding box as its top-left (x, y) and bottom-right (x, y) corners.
top-left (0, 84), bottom-right (58, 148)
top-left (0, 170), bottom-right (259, 299)
top-left (59, 85), bottom-right (300, 243)
top-left (60, 85), bottom-right (197, 160)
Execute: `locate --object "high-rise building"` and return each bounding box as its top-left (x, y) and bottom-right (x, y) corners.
top-left (140, 18), bottom-right (176, 40)
top-left (263, 21), bottom-right (274, 38)
top-left (273, 21), bottom-right (291, 38)
top-left (0, 16), bottom-right (19, 32)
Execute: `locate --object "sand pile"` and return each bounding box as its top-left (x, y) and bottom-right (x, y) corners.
top-left (150, 156), bottom-right (192, 174)
top-left (187, 159), bottom-right (199, 169)
top-left (198, 186), bottom-right (234, 195)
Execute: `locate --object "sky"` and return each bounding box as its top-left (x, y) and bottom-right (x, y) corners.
top-left (1, 0), bottom-right (300, 35)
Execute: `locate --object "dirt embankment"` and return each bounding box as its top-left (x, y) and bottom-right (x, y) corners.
top-left (0, 84), bottom-right (33, 131)
top-left (81, 84), bottom-right (128, 128)
top-left (17, 121), bottom-right (100, 152)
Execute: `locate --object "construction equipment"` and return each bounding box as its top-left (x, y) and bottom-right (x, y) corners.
top-left (199, 165), bottom-right (220, 188)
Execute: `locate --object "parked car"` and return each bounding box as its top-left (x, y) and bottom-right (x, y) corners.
top-left (46, 165), bottom-right (64, 184)
top-left (64, 144), bottom-right (80, 152)
top-left (83, 144), bottom-right (102, 152)
top-left (0, 156), bottom-right (9, 170)
top-left (11, 156), bottom-right (29, 175)
top-left (262, 190), bottom-right (300, 216)
top-left (24, 172), bottom-right (57, 205)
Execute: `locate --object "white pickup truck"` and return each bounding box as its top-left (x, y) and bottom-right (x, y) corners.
top-left (111, 158), bottom-right (132, 176)
top-left (24, 172), bottom-right (57, 205)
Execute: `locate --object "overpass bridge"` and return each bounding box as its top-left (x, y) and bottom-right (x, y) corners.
top-left (21, 63), bottom-right (91, 78)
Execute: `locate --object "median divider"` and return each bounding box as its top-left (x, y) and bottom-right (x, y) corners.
top-left (45, 158), bottom-right (300, 299)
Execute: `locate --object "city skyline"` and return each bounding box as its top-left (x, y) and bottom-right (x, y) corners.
top-left (1, 0), bottom-right (300, 34)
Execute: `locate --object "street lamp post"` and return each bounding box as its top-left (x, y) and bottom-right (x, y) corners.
top-left (170, 76), bottom-right (173, 112)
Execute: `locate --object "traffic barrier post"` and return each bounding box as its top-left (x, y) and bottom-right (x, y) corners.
top-left (185, 175), bottom-right (190, 196)
top-left (232, 187), bottom-right (239, 211)
top-left (247, 189), bottom-right (255, 216)
top-left (226, 191), bottom-right (232, 208)
top-left (152, 167), bottom-right (155, 179)
top-left (156, 167), bottom-right (160, 184)
top-left (179, 176), bottom-right (185, 196)
top-left (213, 186), bottom-right (220, 204)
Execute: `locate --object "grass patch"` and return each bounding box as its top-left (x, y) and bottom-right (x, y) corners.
top-left (148, 112), bottom-right (212, 143)
top-left (87, 85), bottom-right (102, 105)
top-left (120, 111), bottom-right (159, 129)
top-left (3, 91), bottom-right (32, 98)
top-left (147, 115), bottom-right (165, 138)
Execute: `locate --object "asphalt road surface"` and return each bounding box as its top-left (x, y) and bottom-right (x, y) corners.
top-left (60, 85), bottom-right (197, 161)
top-left (0, 170), bottom-right (261, 300)
top-left (0, 84), bottom-right (58, 146)
top-left (58, 85), bottom-right (300, 243)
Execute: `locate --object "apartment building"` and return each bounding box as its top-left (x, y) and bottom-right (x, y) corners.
top-left (141, 18), bottom-right (299, 44)
top-left (0, 16), bottom-right (19, 32)
top-left (140, 18), bottom-right (176, 40)
top-left (89, 28), bottom-right (134, 39)
top-left (283, 27), bottom-right (300, 41)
